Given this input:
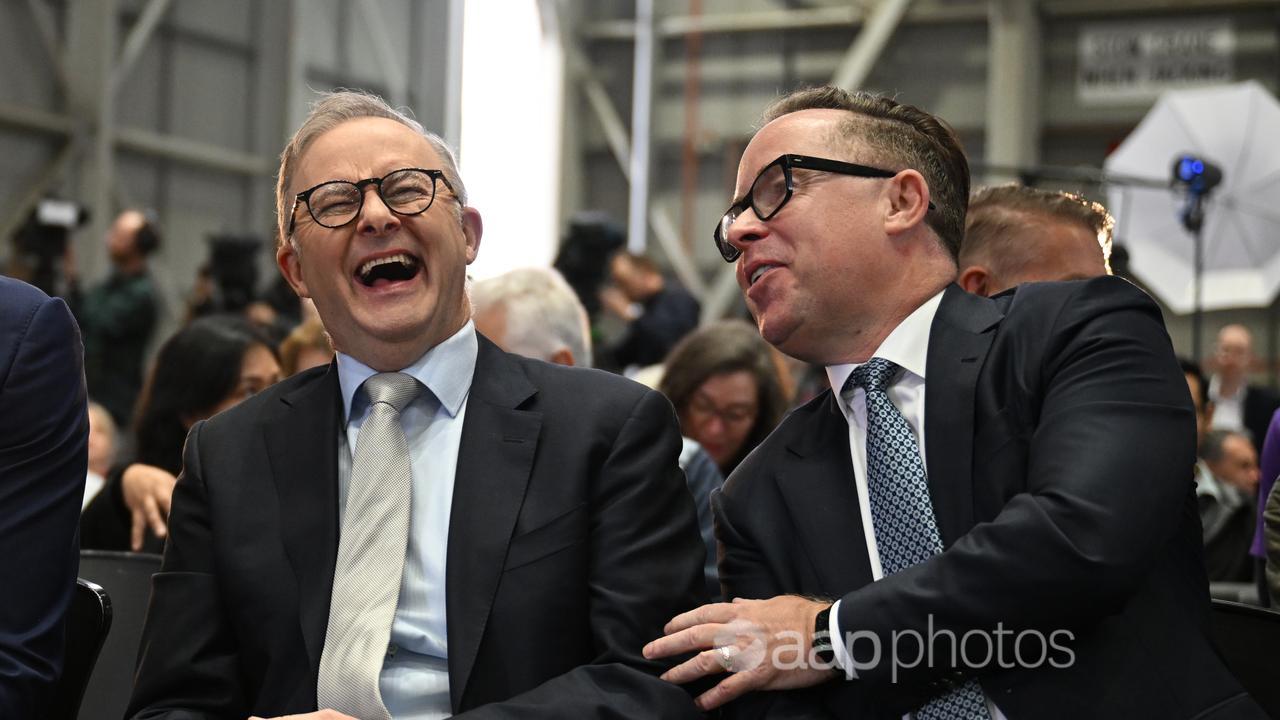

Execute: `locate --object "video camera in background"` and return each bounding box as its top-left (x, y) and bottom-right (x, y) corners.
top-left (554, 211), bottom-right (625, 320)
top-left (199, 233), bottom-right (262, 315)
top-left (10, 198), bottom-right (90, 295)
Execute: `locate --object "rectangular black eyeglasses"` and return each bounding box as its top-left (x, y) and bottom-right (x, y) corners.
top-left (713, 153), bottom-right (937, 262)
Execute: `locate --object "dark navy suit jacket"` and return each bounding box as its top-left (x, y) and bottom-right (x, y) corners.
top-left (0, 276), bottom-right (89, 717)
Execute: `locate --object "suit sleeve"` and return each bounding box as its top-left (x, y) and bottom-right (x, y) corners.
top-left (127, 421), bottom-right (248, 719)
top-left (454, 388), bottom-right (707, 719)
top-left (832, 278), bottom-right (1198, 689)
top-left (715, 490), bottom-right (841, 720)
top-left (0, 294), bottom-right (88, 718)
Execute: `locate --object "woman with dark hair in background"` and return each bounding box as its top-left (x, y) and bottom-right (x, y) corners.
top-left (658, 319), bottom-right (789, 476)
top-left (81, 315), bottom-right (281, 552)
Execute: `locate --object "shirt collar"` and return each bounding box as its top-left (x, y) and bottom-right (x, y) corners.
top-left (336, 320), bottom-right (478, 422)
top-left (825, 289), bottom-right (946, 409)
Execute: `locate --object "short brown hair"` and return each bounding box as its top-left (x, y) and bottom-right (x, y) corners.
top-left (962, 184), bottom-right (1114, 273)
top-left (658, 320), bottom-right (789, 473)
top-left (761, 86), bottom-right (969, 260)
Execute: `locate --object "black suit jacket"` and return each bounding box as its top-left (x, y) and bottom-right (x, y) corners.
top-left (1242, 384), bottom-right (1280, 457)
top-left (716, 278), bottom-right (1264, 719)
top-left (0, 276), bottom-right (88, 718)
top-left (128, 335), bottom-right (706, 718)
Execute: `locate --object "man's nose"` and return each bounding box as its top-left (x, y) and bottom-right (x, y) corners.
top-left (726, 206), bottom-right (767, 255)
top-left (357, 186), bottom-right (400, 236)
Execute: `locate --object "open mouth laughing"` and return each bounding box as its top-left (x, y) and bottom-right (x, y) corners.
top-left (355, 251), bottom-right (422, 288)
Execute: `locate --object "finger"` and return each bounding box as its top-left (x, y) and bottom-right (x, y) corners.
top-left (663, 602), bottom-right (738, 634)
top-left (643, 623), bottom-right (723, 660)
top-left (156, 480), bottom-right (174, 517)
top-left (141, 496), bottom-right (165, 538)
top-left (659, 647), bottom-right (728, 685)
top-left (695, 664), bottom-right (772, 711)
top-left (130, 508), bottom-right (146, 552)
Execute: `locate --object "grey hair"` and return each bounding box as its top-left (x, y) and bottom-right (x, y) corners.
top-left (275, 89), bottom-right (467, 248)
top-left (472, 267), bottom-right (593, 368)
top-left (1201, 428), bottom-right (1253, 463)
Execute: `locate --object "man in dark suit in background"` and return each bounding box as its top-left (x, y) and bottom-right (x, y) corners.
top-left (0, 275), bottom-right (89, 718)
top-left (644, 86), bottom-right (1263, 719)
top-left (127, 91), bottom-right (705, 719)
top-left (1208, 323), bottom-right (1279, 458)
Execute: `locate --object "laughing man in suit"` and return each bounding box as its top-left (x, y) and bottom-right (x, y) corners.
top-left (643, 86), bottom-right (1264, 719)
top-left (127, 91), bottom-right (705, 720)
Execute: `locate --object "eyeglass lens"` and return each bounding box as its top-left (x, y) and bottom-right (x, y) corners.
top-left (715, 161), bottom-right (789, 260)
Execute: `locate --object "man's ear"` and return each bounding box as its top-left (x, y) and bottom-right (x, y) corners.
top-left (276, 241), bottom-right (310, 298)
top-left (957, 265), bottom-right (991, 296)
top-left (548, 348), bottom-right (576, 367)
top-left (883, 169), bottom-right (931, 237)
top-left (461, 207), bottom-right (483, 264)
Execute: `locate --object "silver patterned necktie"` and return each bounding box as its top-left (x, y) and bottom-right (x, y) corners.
top-left (844, 358), bottom-right (992, 720)
top-left (317, 372), bottom-right (421, 720)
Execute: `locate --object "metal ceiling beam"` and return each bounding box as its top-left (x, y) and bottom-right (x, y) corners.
top-left (113, 0), bottom-right (173, 94)
top-left (582, 0), bottom-right (1274, 39)
top-left (832, 0), bottom-right (915, 91)
top-left (984, 0), bottom-right (1042, 184)
top-left (356, 0), bottom-right (409, 108)
top-left (626, 0), bottom-right (655, 255)
top-left (582, 4), bottom-right (986, 40)
top-left (22, 0), bottom-right (70, 92)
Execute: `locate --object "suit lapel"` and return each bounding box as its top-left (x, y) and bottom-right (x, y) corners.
top-left (923, 285), bottom-right (1003, 546)
top-left (445, 338), bottom-right (541, 711)
top-left (264, 362), bottom-right (343, 670)
top-left (775, 394), bottom-right (875, 593)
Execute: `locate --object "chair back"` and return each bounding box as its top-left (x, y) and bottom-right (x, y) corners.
top-left (51, 579), bottom-right (112, 720)
top-left (1210, 599), bottom-right (1280, 716)
top-left (76, 551), bottom-right (162, 720)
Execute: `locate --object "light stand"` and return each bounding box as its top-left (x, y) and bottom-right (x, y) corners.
top-left (1171, 155), bottom-right (1223, 361)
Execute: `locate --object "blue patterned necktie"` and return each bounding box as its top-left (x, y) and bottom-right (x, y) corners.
top-left (844, 358), bottom-right (991, 720)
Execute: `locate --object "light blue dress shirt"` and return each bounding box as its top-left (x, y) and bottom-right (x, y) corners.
top-left (335, 321), bottom-right (477, 720)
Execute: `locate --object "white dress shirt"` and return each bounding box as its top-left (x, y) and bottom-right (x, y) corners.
top-left (823, 291), bottom-right (1006, 720)
top-left (1208, 375), bottom-right (1245, 432)
top-left (335, 321), bottom-right (477, 719)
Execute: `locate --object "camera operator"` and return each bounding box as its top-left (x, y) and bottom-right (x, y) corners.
top-left (68, 210), bottom-right (160, 427)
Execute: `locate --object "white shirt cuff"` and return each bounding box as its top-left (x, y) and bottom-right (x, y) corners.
top-left (828, 599), bottom-right (856, 679)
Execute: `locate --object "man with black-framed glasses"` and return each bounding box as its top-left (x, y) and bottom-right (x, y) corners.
top-left (645, 86), bottom-right (1262, 719)
top-left (127, 90), bottom-right (706, 720)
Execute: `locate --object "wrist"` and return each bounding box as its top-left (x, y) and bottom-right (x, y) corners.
top-left (812, 602), bottom-right (838, 667)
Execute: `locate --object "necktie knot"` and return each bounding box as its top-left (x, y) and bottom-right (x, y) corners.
top-left (845, 357), bottom-right (900, 395)
top-left (362, 372), bottom-right (421, 414)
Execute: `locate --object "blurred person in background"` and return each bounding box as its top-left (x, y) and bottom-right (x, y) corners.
top-left (84, 401), bottom-right (118, 509)
top-left (658, 319), bottom-right (789, 477)
top-left (279, 317), bottom-right (333, 377)
top-left (1252, 408), bottom-right (1280, 606)
top-left (67, 209), bottom-right (161, 427)
top-left (0, 275), bottom-right (88, 718)
top-left (958, 184), bottom-right (1112, 297)
top-left (473, 266), bottom-right (592, 367)
top-left (80, 315), bottom-right (281, 552)
top-left (600, 251), bottom-right (699, 371)
top-left (1198, 428), bottom-right (1260, 583)
top-left (1209, 323), bottom-right (1279, 456)
top-left (476, 266), bottom-right (726, 599)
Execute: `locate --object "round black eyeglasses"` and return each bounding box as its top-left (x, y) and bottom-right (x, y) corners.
top-left (712, 154), bottom-right (937, 262)
top-left (288, 167), bottom-right (454, 234)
